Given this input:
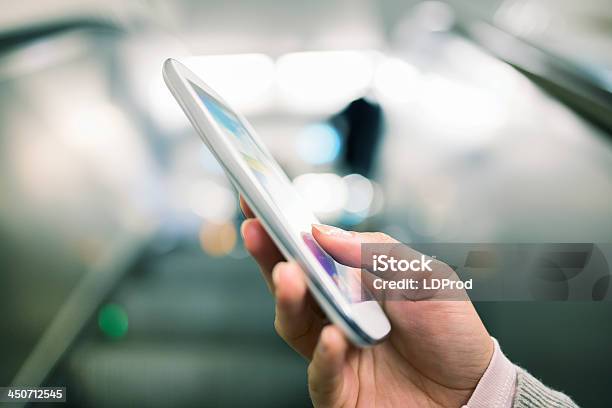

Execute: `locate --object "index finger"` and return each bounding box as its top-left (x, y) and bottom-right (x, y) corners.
top-left (241, 218), bottom-right (285, 291)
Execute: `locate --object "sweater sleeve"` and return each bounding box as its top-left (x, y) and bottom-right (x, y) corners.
top-left (512, 368), bottom-right (579, 408)
top-left (464, 338), bottom-right (517, 408)
top-left (464, 338), bottom-right (580, 408)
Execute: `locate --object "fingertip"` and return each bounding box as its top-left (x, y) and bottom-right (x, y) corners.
top-left (273, 262), bottom-right (306, 304)
top-left (240, 219), bottom-right (258, 250)
top-left (312, 224), bottom-right (354, 240)
top-left (310, 325), bottom-right (348, 389)
top-left (240, 218), bottom-right (254, 237)
top-left (311, 225), bottom-right (361, 268)
top-left (320, 325), bottom-right (347, 357)
top-left (271, 261), bottom-right (287, 288)
top-left (242, 218), bottom-right (272, 257)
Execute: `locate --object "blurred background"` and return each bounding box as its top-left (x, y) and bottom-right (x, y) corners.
top-left (1, 0), bottom-right (611, 406)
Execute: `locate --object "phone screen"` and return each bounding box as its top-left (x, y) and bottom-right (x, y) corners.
top-left (189, 81), bottom-right (363, 301)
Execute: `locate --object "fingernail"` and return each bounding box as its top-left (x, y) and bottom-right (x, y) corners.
top-left (238, 194), bottom-right (246, 218)
top-left (272, 264), bottom-right (283, 286)
top-left (313, 224), bottom-right (353, 238)
top-left (240, 219), bottom-right (254, 240)
top-left (239, 221), bottom-right (249, 240)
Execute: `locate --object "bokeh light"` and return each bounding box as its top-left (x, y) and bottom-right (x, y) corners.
top-left (98, 304), bottom-right (129, 340)
top-left (296, 123), bottom-right (342, 165)
top-left (184, 54), bottom-right (275, 113)
top-left (189, 179), bottom-right (236, 223)
top-left (373, 57), bottom-right (421, 103)
top-left (293, 173), bottom-right (348, 221)
top-left (277, 50), bottom-right (375, 113)
top-left (199, 222), bottom-right (237, 256)
top-left (343, 173), bottom-right (374, 215)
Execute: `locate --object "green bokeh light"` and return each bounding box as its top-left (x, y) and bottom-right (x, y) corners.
top-left (98, 303), bottom-right (129, 339)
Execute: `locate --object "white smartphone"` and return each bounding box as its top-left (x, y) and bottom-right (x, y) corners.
top-left (163, 58), bottom-right (390, 346)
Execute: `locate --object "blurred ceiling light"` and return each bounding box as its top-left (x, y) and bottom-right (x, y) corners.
top-left (59, 103), bottom-right (126, 153)
top-left (148, 79), bottom-right (189, 133)
top-left (293, 173), bottom-right (348, 221)
top-left (56, 102), bottom-right (152, 189)
top-left (189, 179), bottom-right (236, 223)
top-left (184, 54), bottom-right (275, 113)
top-left (296, 123), bottom-right (342, 165)
top-left (418, 74), bottom-right (507, 142)
top-left (120, 35), bottom-right (190, 134)
top-left (494, 0), bottom-right (552, 37)
top-left (277, 51), bottom-right (375, 113)
top-left (373, 57), bottom-right (422, 103)
top-left (313, 22), bottom-right (384, 50)
top-left (393, 1), bottom-right (455, 43)
top-left (412, 1), bottom-right (455, 32)
top-left (199, 222), bottom-right (237, 256)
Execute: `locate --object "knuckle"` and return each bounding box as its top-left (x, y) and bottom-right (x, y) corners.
top-left (306, 361), bottom-right (315, 380)
top-left (307, 363), bottom-right (323, 393)
top-left (307, 362), bottom-right (333, 398)
top-left (273, 316), bottom-right (289, 341)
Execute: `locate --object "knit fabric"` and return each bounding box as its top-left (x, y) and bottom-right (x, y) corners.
top-left (513, 368), bottom-right (579, 408)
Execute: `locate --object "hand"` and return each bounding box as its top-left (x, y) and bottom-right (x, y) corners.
top-left (240, 197), bottom-right (493, 407)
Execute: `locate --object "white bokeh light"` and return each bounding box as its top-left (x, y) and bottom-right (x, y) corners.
top-left (277, 51), bottom-right (375, 113)
top-left (296, 123), bottom-right (342, 165)
top-left (293, 173), bottom-right (348, 221)
top-left (343, 174), bottom-right (374, 214)
top-left (188, 179), bottom-right (236, 223)
top-left (373, 57), bottom-right (422, 103)
top-left (184, 54), bottom-right (275, 113)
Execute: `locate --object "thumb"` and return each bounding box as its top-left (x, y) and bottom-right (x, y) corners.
top-left (308, 325), bottom-right (349, 407)
top-left (311, 224), bottom-right (398, 267)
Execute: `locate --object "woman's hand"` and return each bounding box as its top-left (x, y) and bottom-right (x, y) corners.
top-left (240, 198), bottom-right (493, 407)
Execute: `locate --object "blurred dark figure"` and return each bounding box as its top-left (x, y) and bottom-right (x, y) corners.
top-left (332, 97), bottom-right (383, 177)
